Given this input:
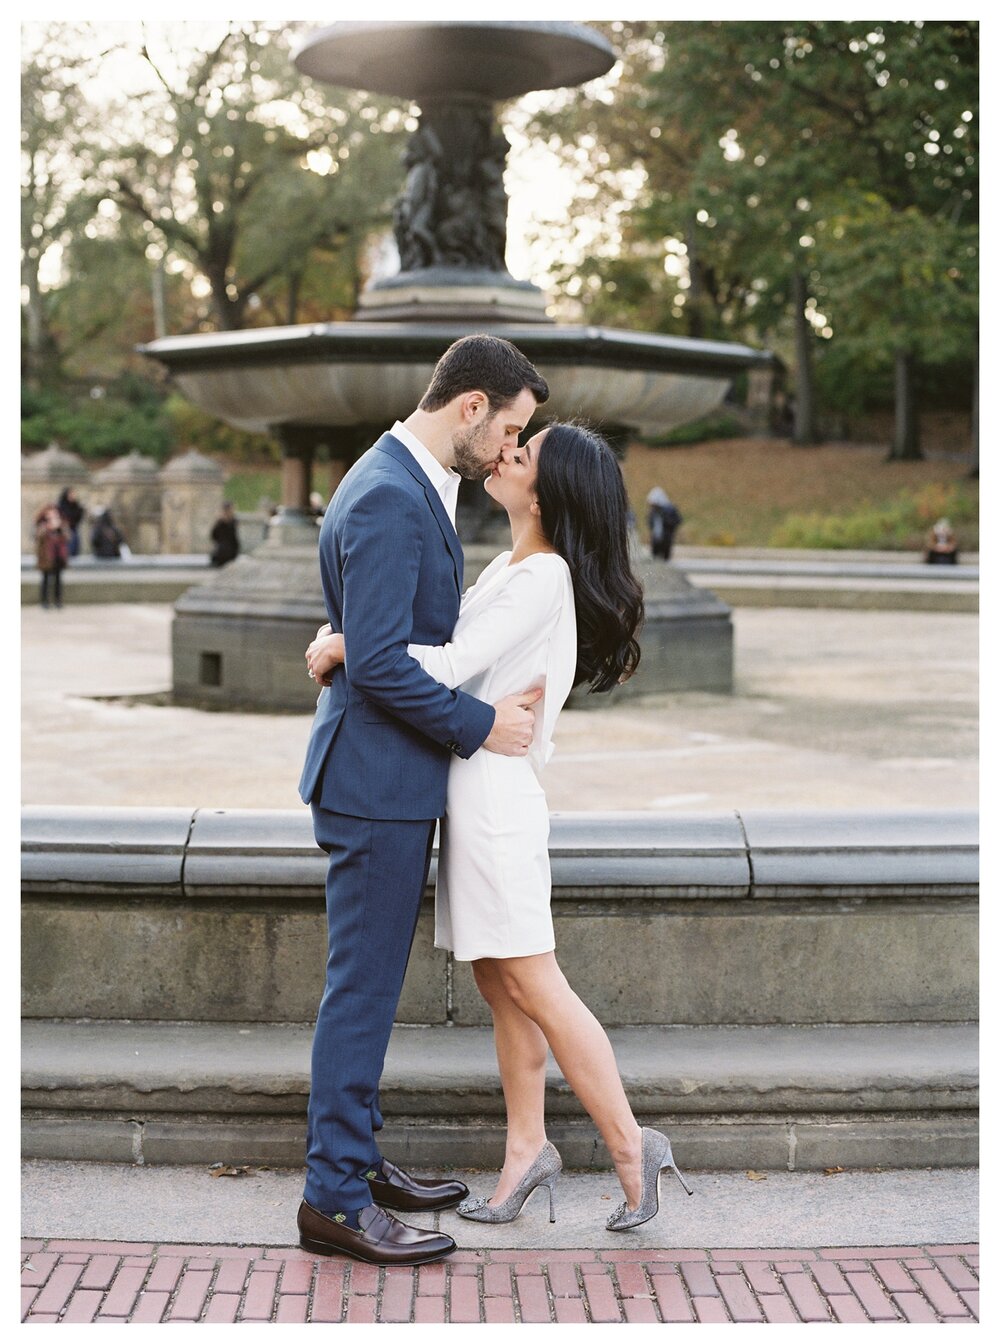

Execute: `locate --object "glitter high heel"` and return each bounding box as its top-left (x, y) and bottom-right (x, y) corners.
top-left (605, 1127), bottom-right (693, 1231)
top-left (456, 1141), bottom-right (562, 1224)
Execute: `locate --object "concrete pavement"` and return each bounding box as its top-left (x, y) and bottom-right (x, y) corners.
top-left (21, 1162), bottom-right (980, 1322)
top-left (21, 1161), bottom-right (978, 1252)
top-left (21, 602), bottom-right (977, 812)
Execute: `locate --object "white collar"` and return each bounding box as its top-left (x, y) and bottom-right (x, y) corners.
top-left (391, 421), bottom-right (458, 495)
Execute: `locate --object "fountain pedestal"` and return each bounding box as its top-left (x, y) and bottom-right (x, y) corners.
top-left (146, 21), bottom-right (771, 709)
top-left (172, 544), bottom-right (731, 712)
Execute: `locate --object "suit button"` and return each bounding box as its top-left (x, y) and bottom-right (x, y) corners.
top-left (446, 740), bottom-right (459, 753)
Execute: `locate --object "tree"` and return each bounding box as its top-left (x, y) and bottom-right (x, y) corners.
top-left (21, 29), bottom-right (108, 385)
top-left (531, 21), bottom-right (978, 454)
top-left (99, 23), bottom-right (405, 331)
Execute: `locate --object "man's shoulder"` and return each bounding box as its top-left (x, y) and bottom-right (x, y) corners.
top-left (338, 452), bottom-right (422, 508)
top-left (326, 448), bottom-right (425, 536)
top-left (340, 436), bottom-right (415, 489)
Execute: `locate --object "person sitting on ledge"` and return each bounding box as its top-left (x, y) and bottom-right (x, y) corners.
top-left (925, 517), bottom-right (959, 565)
top-left (90, 508), bottom-right (126, 560)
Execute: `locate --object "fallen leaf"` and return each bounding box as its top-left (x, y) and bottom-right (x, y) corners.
top-left (745, 1170), bottom-right (768, 1181)
top-left (823, 1166), bottom-right (846, 1176)
top-left (209, 1165), bottom-right (252, 1179)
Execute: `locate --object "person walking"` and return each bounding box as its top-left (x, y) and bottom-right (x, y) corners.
top-left (34, 505), bottom-right (70, 609)
top-left (647, 485), bottom-right (682, 560)
top-left (295, 334), bottom-right (550, 1267)
top-left (307, 422), bottom-right (692, 1237)
top-left (209, 502), bottom-right (240, 567)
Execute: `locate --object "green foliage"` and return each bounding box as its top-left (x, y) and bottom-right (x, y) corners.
top-left (531, 20), bottom-right (978, 439)
top-left (218, 467), bottom-right (283, 512)
top-left (96, 22), bottom-right (405, 331)
top-left (643, 412), bottom-right (746, 447)
top-left (20, 378), bottom-right (176, 462)
top-left (770, 481), bottom-right (978, 548)
top-left (21, 15), bottom-right (409, 420)
top-left (164, 395), bottom-right (279, 464)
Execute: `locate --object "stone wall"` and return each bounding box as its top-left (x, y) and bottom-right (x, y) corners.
top-left (21, 445), bottom-right (91, 555)
top-left (21, 806), bottom-right (979, 1028)
top-left (21, 445), bottom-right (227, 556)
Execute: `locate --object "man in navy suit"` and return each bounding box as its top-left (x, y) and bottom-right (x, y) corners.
top-left (297, 335), bottom-right (549, 1266)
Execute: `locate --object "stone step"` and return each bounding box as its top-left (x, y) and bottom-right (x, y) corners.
top-left (22, 1019), bottom-right (978, 1172)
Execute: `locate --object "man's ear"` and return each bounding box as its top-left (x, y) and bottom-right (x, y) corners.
top-left (458, 390), bottom-right (488, 423)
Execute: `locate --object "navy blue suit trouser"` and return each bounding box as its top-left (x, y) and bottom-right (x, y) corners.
top-left (304, 806), bottom-right (436, 1214)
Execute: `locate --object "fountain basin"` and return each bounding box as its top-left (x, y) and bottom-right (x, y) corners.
top-left (141, 321), bottom-right (769, 439)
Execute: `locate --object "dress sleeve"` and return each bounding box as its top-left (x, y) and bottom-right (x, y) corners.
top-left (408, 558), bottom-right (566, 689)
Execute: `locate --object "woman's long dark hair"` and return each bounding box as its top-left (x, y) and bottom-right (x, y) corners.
top-left (535, 422), bottom-right (644, 693)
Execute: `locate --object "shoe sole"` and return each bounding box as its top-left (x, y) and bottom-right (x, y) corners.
top-left (372, 1192), bottom-right (467, 1213)
top-left (298, 1235), bottom-right (456, 1266)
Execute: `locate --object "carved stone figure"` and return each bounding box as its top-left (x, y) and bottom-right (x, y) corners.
top-left (393, 124), bottom-right (444, 270)
top-left (393, 105), bottom-right (511, 274)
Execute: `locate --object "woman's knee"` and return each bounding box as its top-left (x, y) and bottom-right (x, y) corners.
top-left (472, 957), bottom-right (506, 1006)
top-left (496, 956), bottom-right (565, 1018)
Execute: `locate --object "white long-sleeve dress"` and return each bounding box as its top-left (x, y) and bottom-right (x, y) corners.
top-left (408, 549), bottom-right (577, 960)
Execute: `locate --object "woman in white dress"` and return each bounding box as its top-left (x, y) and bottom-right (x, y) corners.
top-left (306, 422), bottom-right (692, 1231)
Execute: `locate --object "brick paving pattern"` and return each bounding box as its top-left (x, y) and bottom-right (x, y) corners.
top-left (21, 1241), bottom-right (979, 1323)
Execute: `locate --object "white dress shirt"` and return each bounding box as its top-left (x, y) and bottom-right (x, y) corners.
top-left (391, 420), bottom-right (461, 527)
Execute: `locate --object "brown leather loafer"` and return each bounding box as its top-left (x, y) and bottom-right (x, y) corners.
top-left (297, 1199), bottom-right (456, 1266)
top-left (366, 1158), bottom-right (469, 1213)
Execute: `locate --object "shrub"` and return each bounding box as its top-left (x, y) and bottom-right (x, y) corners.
top-left (770, 482), bottom-right (979, 549)
top-left (642, 411), bottom-right (746, 448)
top-left (164, 395), bottom-right (279, 464)
top-left (21, 383), bottom-right (176, 462)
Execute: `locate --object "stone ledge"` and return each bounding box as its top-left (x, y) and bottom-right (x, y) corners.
top-left (20, 806), bottom-right (979, 902)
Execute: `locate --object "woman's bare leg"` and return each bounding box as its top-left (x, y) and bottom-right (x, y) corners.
top-left (486, 952), bottom-right (645, 1209)
top-left (472, 959), bottom-right (551, 1205)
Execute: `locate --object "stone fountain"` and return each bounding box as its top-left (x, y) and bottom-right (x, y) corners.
top-left (141, 21), bottom-right (771, 711)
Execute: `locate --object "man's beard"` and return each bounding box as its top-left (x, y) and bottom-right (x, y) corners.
top-left (452, 416), bottom-right (497, 480)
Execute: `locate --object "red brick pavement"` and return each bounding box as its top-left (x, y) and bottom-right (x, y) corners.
top-left (20, 1241), bottom-right (979, 1324)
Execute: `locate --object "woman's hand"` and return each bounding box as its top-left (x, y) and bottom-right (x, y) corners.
top-left (306, 631), bottom-right (345, 686)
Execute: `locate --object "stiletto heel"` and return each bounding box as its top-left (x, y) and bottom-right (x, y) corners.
top-left (670, 1158), bottom-right (693, 1198)
top-left (457, 1142), bottom-right (563, 1224)
top-left (542, 1171), bottom-right (559, 1223)
top-left (606, 1128), bottom-right (693, 1231)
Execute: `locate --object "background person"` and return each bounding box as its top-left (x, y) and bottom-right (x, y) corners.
top-left (209, 501), bottom-right (240, 567)
top-left (90, 507), bottom-right (125, 559)
top-left (34, 505), bottom-right (70, 609)
top-left (925, 517), bottom-right (959, 565)
top-left (56, 486), bottom-right (84, 558)
top-left (646, 485), bottom-right (682, 560)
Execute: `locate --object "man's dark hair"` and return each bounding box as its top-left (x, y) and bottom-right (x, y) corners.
top-left (419, 334), bottom-right (549, 413)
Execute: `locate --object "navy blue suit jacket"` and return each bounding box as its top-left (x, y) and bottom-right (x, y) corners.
top-left (298, 432), bottom-right (496, 820)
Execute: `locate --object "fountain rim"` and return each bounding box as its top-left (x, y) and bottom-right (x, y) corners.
top-left (291, 20), bottom-right (617, 99)
top-left (139, 322), bottom-right (774, 380)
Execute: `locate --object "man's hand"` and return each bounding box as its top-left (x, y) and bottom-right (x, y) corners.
top-left (482, 687), bottom-right (544, 756)
top-left (306, 632), bottom-right (345, 686)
